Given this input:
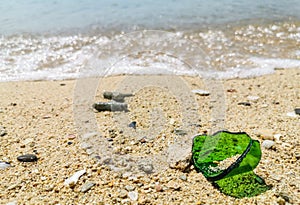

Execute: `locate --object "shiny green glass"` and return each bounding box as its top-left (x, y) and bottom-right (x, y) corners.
top-left (192, 131), bottom-right (270, 198)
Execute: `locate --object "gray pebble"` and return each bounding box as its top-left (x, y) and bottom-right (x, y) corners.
top-left (173, 129), bottom-right (187, 136)
top-left (93, 102), bottom-right (128, 112)
top-left (295, 108), bottom-right (300, 115)
top-left (179, 175), bottom-right (187, 181)
top-left (80, 181), bottom-right (96, 193)
top-left (17, 154), bottom-right (38, 162)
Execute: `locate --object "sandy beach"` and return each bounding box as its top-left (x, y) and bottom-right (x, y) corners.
top-left (0, 69), bottom-right (299, 204)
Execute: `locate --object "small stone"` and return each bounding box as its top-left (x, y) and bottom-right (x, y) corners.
top-left (173, 129), bottom-right (187, 136)
top-left (118, 190), bottom-right (127, 198)
top-left (103, 91), bottom-right (134, 102)
top-left (274, 134), bottom-right (282, 141)
top-left (295, 108), bottom-right (300, 115)
top-left (192, 89), bottom-right (210, 96)
top-left (67, 134), bottom-right (76, 140)
top-left (262, 140), bottom-right (275, 149)
top-left (64, 169), bottom-right (86, 188)
top-left (247, 95), bottom-right (260, 102)
top-left (93, 102), bottom-right (128, 112)
top-left (0, 126), bottom-right (7, 137)
top-left (0, 161), bottom-right (11, 169)
top-left (179, 175), bottom-right (187, 181)
top-left (155, 184), bottom-right (163, 192)
top-left (128, 191), bottom-right (138, 201)
top-left (125, 185), bottom-right (135, 191)
top-left (227, 89), bottom-right (237, 93)
top-left (169, 118), bottom-right (176, 125)
top-left (287, 112), bottom-right (297, 118)
top-left (128, 121), bottom-right (137, 129)
top-left (238, 102), bottom-right (251, 106)
top-left (17, 154), bottom-right (38, 162)
top-left (80, 181), bottom-right (96, 193)
top-left (138, 162), bottom-right (154, 174)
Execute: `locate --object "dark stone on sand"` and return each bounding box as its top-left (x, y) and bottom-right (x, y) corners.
top-left (103, 91), bottom-right (134, 102)
top-left (238, 102), bottom-right (251, 106)
top-left (295, 108), bottom-right (300, 115)
top-left (17, 154), bottom-right (38, 162)
top-left (128, 121), bottom-right (137, 129)
top-left (93, 102), bottom-right (128, 112)
top-left (67, 141), bottom-right (73, 145)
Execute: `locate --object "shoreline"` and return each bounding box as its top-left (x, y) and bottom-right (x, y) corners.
top-left (0, 69), bottom-right (299, 204)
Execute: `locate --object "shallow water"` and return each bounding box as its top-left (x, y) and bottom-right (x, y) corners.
top-left (0, 0), bottom-right (300, 81)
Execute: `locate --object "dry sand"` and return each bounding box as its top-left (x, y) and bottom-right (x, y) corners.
top-left (0, 69), bottom-right (299, 204)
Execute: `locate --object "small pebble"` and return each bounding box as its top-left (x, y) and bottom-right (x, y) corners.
top-left (287, 112), bottom-right (297, 118)
top-left (238, 102), bottom-right (251, 106)
top-left (128, 121), bottom-right (137, 129)
top-left (125, 185), bottom-right (135, 191)
top-left (128, 191), bottom-right (138, 201)
top-left (80, 181), bottom-right (96, 193)
top-left (0, 126), bottom-right (7, 137)
top-left (64, 169), bottom-right (86, 188)
top-left (179, 175), bottom-right (187, 181)
top-left (262, 140), bottom-right (275, 149)
top-left (67, 134), bottom-right (76, 140)
top-left (67, 141), bottom-right (73, 145)
top-left (295, 108), bottom-right (300, 115)
top-left (247, 95), bottom-right (260, 102)
top-left (0, 161), bottom-right (11, 169)
top-left (192, 89), bottom-right (210, 96)
top-left (173, 129), bottom-right (187, 136)
top-left (17, 154), bottom-right (38, 162)
top-left (155, 184), bottom-right (163, 192)
top-left (118, 190), bottom-right (127, 198)
top-left (274, 134), bottom-right (282, 141)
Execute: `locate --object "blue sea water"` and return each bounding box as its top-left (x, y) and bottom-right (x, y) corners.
top-left (0, 0), bottom-right (300, 81)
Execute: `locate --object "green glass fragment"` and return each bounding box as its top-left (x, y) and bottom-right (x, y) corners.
top-left (192, 131), bottom-right (271, 198)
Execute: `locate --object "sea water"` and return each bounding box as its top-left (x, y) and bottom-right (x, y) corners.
top-left (0, 0), bottom-right (300, 81)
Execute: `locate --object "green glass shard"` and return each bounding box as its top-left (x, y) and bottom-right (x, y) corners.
top-left (192, 131), bottom-right (270, 198)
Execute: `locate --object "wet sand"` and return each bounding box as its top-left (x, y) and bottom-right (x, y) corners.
top-left (0, 69), bottom-right (299, 204)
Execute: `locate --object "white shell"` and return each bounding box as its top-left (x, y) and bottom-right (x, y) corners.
top-left (64, 170), bottom-right (86, 187)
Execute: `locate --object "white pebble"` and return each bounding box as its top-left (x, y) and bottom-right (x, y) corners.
top-left (0, 161), bottom-right (11, 169)
top-left (247, 95), bottom-right (260, 102)
top-left (287, 112), bottom-right (297, 118)
top-left (128, 191), bottom-right (138, 201)
top-left (64, 170), bottom-right (86, 187)
top-left (192, 89), bottom-right (210, 96)
top-left (262, 140), bottom-right (275, 149)
top-left (274, 134), bottom-right (282, 141)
